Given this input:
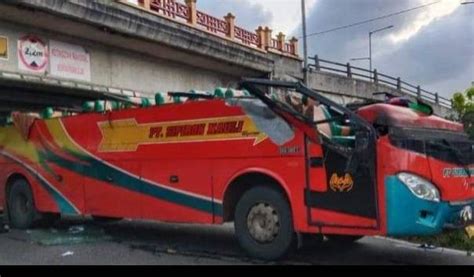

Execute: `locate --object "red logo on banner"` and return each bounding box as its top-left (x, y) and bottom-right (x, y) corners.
top-left (18, 35), bottom-right (48, 72)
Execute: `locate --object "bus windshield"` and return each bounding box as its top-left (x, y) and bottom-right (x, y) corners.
top-left (239, 79), bottom-right (375, 150)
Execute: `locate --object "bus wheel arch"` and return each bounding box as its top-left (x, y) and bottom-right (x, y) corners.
top-left (4, 173), bottom-right (58, 229)
top-left (222, 171), bottom-right (292, 223)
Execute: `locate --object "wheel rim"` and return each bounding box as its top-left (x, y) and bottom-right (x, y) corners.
top-left (14, 193), bottom-right (30, 216)
top-left (246, 203), bottom-right (280, 244)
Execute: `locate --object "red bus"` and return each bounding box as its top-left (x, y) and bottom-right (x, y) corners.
top-left (0, 79), bottom-right (473, 260)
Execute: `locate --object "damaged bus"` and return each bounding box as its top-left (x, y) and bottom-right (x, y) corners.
top-left (0, 79), bottom-right (472, 260)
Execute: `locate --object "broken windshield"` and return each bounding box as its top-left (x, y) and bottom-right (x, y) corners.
top-left (389, 127), bottom-right (474, 167)
top-left (239, 79), bottom-right (374, 150)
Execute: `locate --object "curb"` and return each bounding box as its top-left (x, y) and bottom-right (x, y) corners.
top-left (373, 236), bottom-right (473, 257)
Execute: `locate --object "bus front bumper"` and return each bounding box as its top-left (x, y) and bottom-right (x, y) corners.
top-left (385, 176), bottom-right (473, 237)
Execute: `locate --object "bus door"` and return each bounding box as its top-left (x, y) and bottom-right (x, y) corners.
top-left (305, 120), bottom-right (379, 229)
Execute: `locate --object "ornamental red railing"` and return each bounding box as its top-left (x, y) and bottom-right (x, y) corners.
top-left (131, 0), bottom-right (298, 56)
top-left (196, 11), bottom-right (228, 35)
top-left (234, 26), bottom-right (260, 47)
top-left (145, 0), bottom-right (188, 20)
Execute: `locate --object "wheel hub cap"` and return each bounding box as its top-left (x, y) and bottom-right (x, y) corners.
top-left (247, 203), bottom-right (280, 243)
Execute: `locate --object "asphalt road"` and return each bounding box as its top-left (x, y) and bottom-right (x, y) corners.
top-left (0, 215), bottom-right (473, 265)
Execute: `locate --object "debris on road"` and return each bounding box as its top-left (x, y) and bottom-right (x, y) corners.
top-left (68, 226), bottom-right (85, 234)
top-left (419, 243), bottom-right (438, 250)
top-left (29, 225), bottom-right (112, 246)
top-left (167, 248), bottom-right (177, 254)
top-left (61, 251), bottom-right (74, 257)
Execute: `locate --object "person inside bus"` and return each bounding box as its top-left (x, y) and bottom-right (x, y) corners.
top-left (303, 96), bottom-right (353, 138)
top-left (283, 91), bottom-right (353, 140)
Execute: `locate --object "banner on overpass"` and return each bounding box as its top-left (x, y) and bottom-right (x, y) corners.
top-left (50, 40), bottom-right (91, 82)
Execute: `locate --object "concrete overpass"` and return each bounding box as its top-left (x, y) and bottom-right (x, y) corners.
top-left (0, 0), bottom-right (451, 116)
top-left (0, 0), bottom-right (300, 111)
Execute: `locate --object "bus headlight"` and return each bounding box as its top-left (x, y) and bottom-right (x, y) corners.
top-left (397, 173), bottom-right (440, 203)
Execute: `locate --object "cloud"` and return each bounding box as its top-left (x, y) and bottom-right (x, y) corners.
top-left (302, 0), bottom-right (473, 97)
top-left (390, 0), bottom-right (460, 43)
top-left (378, 5), bottom-right (474, 97)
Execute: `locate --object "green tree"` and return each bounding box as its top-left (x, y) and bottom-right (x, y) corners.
top-left (452, 86), bottom-right (474, 139)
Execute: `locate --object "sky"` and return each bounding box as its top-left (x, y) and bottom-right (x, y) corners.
top-left (132, 0), bottom-right (474, 98)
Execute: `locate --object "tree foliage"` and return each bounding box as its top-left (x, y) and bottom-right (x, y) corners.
top-left (452, 87), bottom-right (474, 139)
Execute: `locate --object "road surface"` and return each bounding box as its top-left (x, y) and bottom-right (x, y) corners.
top-left (0, 215), bottom-right (472, 265)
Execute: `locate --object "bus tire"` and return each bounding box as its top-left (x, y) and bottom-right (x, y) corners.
top-left (7, 179), bottom-right (38, 230)
top-left (234, 186), bottom-right (295, 260)
top-left (326, 234), bottom-right (364, 244)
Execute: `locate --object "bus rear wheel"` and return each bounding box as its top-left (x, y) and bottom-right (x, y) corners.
top-left (234, 186), bottom-right (295, 261)
top-left (7, 179), bottom-right (39, 230)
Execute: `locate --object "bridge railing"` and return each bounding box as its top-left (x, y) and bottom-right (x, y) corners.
top-left (0, 70), bottom-right (148, 99)
top-left (308, 55), bottom-right (452, 109)
top-left (118, 0), bottom-right (298, 57)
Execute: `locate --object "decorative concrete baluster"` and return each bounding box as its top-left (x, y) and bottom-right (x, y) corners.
top-left (277, 32), bottom-right (285, 52)
top-left (264, 27), bottom-right (273, 50)
top-left (141, 0), bottom-right (151, 10)
top-left (256, 27), bottom-right (266, 50)
top-left (224, 13), bottom-right (235, 39)
top-left (185, 0), bottom-right (197, 25)
top-left (289, 37), bottom-right (298, 56)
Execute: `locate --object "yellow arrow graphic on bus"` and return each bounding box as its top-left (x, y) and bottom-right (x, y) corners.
top-left (98, 116), bottom-right (268, 152)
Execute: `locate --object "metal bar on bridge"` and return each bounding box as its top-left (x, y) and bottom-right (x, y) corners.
top-left (307, 55), bottom-right (453, 109)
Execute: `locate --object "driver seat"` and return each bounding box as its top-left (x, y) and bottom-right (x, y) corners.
top-left (312, 105), bottom-right (355, 147)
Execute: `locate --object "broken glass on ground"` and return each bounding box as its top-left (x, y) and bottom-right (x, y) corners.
top-left (29, 224), bottom-right (113, 246)
top-left (61, 251), bottom-right (74, 257)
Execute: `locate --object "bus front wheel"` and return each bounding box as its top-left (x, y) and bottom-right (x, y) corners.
top-left (234, 186), bottom-right (295, 261)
